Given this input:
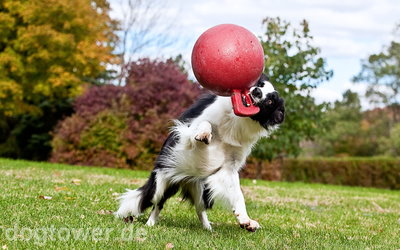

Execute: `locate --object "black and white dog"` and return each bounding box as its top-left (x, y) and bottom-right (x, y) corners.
top-left (115, 74), bottom-right (285, 232)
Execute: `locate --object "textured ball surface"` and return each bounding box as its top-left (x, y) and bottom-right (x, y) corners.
top-left (192, 24), bottom-right (264, 96)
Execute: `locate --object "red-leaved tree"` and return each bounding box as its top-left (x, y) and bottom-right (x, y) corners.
top-left (51, 58), bottom-right (201, 169)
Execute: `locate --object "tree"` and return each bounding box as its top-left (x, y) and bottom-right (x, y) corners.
top-left (353, 23), bottom-right (400, 122)
top-left (251, 17), bottom-right (333, 177)
top-left (313, 90), bottom-right (364, 156)
top-left (0, 0), bottom-right (117, 116)
top-left (310, 90), bottom-right (398, 157)
top-left (378, 123), bottom-right (400, 156)
top-left (0, 0), bottom-right (118, 160)
top-left (114, 0), bottom-right (177, 85)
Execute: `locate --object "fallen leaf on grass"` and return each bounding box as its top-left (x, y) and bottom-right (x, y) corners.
top-left (80, 215), bottom-right (85, 219)
top-left (54, 186), bottom-right (69, 192)
top-left (38, 195), bottom-right (52, 200)
top-left (130, 179), bottom-right (144, 185)
top-left (165, 243), bottom-right (174, 249)
top-left (52, 171), bottom-right (62, 177)
top-left (52, 180), bottom-right (65, 184)
top-left (64, 196), bottom-right (76, 200)
top-left (371, 201), bottom-right (385, 213)
top-left (97, 209), bottom-right (113, 215)
top-left (71, 179), bottom-right (81, 185)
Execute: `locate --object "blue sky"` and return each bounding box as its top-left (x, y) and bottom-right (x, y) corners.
top-left (110, 0), bottom-right (400, 109)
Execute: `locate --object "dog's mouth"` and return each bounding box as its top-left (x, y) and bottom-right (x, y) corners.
top-left (249, 95), bottom-right (261, 106)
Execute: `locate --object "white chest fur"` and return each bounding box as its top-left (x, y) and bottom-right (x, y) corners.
top-left (161, 96), bottom-right (271, 181)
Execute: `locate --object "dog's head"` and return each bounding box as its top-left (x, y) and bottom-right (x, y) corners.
top-left (250, 74), bottom-right (285, 129)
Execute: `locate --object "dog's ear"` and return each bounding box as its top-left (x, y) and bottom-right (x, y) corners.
top-left (256, 73), bottom-right (269, 87)
top-left (260, 73), bottom-right (269, 82)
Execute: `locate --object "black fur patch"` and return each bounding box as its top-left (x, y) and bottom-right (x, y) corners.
top-left (138, 171), bottom-right (157, 212)
top-left (154, 93), bottom-right (216, 170)
top-left (179, 93), bottom-right (217, 122)
top-left (158, 184), bottom-right (179, 209)
top-left (251, 91), bottom-right (285, 129)
top-left (155, 132), bottom-right (179, 169)
top-left (181, 187), bottom-right (195, 205)
top-left (256, 73), bottom-right (270, 87)
top-left (202, 183), bottom-right (214, 209)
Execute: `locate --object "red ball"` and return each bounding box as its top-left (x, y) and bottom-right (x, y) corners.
top-left (191, 24), bottom-right (264, 96)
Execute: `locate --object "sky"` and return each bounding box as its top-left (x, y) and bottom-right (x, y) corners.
top-left (110, 0), bottom-right (400, 109)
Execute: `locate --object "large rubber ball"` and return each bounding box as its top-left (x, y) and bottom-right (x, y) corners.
top-left (191, 24), bottom-right (265, 96)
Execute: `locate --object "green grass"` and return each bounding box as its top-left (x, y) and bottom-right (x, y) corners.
top-left (0, 158), bottom-right (399, 249)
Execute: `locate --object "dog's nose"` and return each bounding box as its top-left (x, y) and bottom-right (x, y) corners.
top-left (251, 88), bottom-right (263, 99)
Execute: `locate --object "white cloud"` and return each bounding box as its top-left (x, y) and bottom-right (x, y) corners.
top-left (109, 0), bottom-right (400, 108)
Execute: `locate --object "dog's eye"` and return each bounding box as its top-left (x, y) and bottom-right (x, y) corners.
top-left (267, 100), bottom-right (273, 105)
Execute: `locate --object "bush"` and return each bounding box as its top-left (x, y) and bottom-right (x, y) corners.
top-left (50, 59), bottom-right (201, 169)
top-left (0, 99), bottom-right (73, 160)
top-left (242, 157), bottom-right (400, 189)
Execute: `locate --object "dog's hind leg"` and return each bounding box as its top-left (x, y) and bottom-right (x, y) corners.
top-left (115, 171), bottom-right (158, 221)
top-left (116, 169), bottom-right (178, 226)
top-left (146, 184), bottom-right (179, 226)
top-left (196, 191), bottom-right (212, 231)
top-left (145, 180), bottom-right (179, 226)
top-left (183, 181), bottom-right (212, 230)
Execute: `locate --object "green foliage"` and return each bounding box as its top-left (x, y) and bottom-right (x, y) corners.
top-left (378, 123), bottom-right (400, 156)
top-left (314, 90), bottom-right (366, 156)
top-left (0, 0), bottom-right (118, 160)
top-left (252, 17), bottom-right (333, 162)
top-left (0, 99), bottom-right (73, 160)
top-left (51, 109), bottom-right (131, 168)
top-left (282, 157), bottom-right (400, 189)
top-left (353, 23), bottom-right (400, 124)
top-left (80, 111), bottom-right (128, 154)
top-left (0, 0), bottom-right (118, 116)
top-left (243, 157), bottom-right (400, 189)
top-left (353, 24), bottom-right (400, 107)
top-left (308, 89), bottom-right (400, 157)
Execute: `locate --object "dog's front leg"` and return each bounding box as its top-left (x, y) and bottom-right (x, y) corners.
top-left (229, 174), bottom-right (260, 232)
top-left (207, 169), bottom-right (260, 232)
top-left (233, 190), bottom-right (260, 232)
top-left (194, 121), bottom-right (212, 145)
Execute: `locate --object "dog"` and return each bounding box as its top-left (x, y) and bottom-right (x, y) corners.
top-left (115, 74), bottom-right (285, 232)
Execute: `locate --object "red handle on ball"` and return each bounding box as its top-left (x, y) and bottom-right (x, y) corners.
top-left (231, 89), bottom-right (260, 117)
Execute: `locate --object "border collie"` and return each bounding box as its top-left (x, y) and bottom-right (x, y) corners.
top-left (115, 74), bottom-right (285, 232)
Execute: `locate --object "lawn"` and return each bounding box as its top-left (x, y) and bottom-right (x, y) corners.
top-left (0, 158), bottom-right (399, 249)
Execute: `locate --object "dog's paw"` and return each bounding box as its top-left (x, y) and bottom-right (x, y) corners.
top-left (203, 223), bottom-right (213, 231)
top-left (123, 216), bottom-right (135, 223)
top-left (195, 131), bottom-right (212, 145)
top-left (239, 219), bottom-right (260, 232)
top-left (145, 218), bottom-right (156, 227)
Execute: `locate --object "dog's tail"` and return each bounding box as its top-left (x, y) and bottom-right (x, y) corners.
top-left (115, 172), bottom-right (156, 219)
